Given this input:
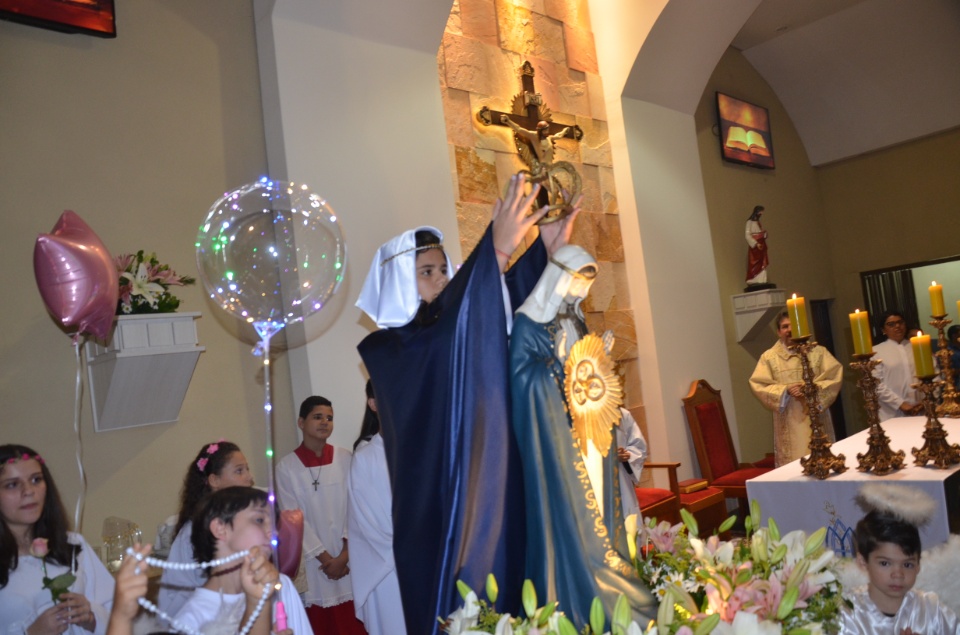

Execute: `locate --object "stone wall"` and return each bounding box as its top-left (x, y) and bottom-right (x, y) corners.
top-left (437, 0), bottom-right (648, 450)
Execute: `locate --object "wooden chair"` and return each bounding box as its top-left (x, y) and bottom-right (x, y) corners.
top-left (635, 461), bottom-right (681, 525)
top-left (682, 379), bottom-right (772, 514)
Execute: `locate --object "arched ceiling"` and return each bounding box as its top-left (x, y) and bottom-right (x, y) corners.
top-left (624, 0), bottom-right (960, 166)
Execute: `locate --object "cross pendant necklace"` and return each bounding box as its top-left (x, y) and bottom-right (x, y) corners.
top-left (309, 466), bottom-right (321, 491)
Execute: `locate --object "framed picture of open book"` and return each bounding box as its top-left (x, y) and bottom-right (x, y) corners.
top-left (716, 92), bottom-right (774, 169)
top-left (0, 0), bottom-right (116, 38)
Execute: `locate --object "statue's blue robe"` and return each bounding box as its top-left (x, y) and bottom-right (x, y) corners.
top-left (509, 312), bottom-right (657, 626)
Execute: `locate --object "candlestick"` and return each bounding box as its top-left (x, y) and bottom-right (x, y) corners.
top-left (849, 309), bottom-right (873, 356)
top-left (930, 315), bottom-right (960, 418)
top-left (851, 352), bottom-right (904, 475)
top-left (911, 375), bottom-right (960, 468)
top-left (929, 281), bottom-right (946, 318)
top-left (787, 294), bottom-right (811, 339)
top-left (790, 335), bottom-right (847, 479)
top-left (910, 331), bottom-right (936, 378)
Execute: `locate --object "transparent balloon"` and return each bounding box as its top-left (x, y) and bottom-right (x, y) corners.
top-left (195, 178), bottom-right (346, 341)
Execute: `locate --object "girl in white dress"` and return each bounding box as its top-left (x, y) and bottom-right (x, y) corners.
top-left (157, 440), bottom-right (254, 617)
top-left (0, 444), bottom-right (114, 635)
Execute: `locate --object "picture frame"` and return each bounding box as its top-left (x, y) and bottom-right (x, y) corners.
top-left (0, 0), bottom-right (116, 38)
top-left (716, 92), bottom-right (774, 169)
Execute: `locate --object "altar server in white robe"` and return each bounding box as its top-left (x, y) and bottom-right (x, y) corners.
top-left (348, 432), bottom-right (405, 635)
top-left (276, 396), bottom-right (366, 635)
top-left (346, 382), bottom-right (404, 635)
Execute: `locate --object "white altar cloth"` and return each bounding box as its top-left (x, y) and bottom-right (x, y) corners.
top-left (746, 416), bottom-right (960, 557)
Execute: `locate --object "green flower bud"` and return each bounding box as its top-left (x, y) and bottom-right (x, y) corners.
top-left (456, 579), bottom-right (473, 601)
top-left (718, 515), bottom-right (737, 535)
top-left (486, 573), bottom-right (499, 604)
top-left (522, 579), bottom-right (538, 618)
top-left (804, 527), bottom-right (826, 556)
top-left (680, 508), bottom-right (699, 538)
top-left (777, 586), bottom-right (800, 620)
top-left (694, 614), bottom-right (721, 635)
top-left (590, 597), bottom-right (606, 635)
top-left (612, 594), bottom-right (631, 631)
top-left (768, 517), bottom-right (780, 543)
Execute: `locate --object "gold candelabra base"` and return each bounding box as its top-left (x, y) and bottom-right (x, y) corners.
top-left (791, 336), bottom-right (847, 480)
top-left (851, 352), bottom-right (904, 475)
top-left (911, 374), bottom-right (960, 469)
top-left (931, 315), bottom-right (960, 418)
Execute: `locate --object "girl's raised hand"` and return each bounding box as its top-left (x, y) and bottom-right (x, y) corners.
top-left (491, 174), bottom-right (545, 271)
top-left (538, 193), bottom-right (583, 257)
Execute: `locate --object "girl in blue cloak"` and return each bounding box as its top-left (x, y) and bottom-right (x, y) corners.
top-left (356, 174), bottom-right (579, 635)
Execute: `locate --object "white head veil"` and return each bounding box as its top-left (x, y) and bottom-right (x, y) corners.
top-left (517, 244), bottom-right (598, 324)
top-left (356, 226), bottom-right (455, 329)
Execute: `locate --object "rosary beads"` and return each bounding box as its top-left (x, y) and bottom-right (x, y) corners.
top-left (125, 548), bottom-right (277, 635)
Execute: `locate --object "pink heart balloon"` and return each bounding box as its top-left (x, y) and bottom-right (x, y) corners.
top-left (34, 211), bottom-right (119, 341)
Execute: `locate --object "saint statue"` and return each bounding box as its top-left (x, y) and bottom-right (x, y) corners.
top-left (509, 245), bottom-right (656, 626)
top-left (745, 205), bottom-right (773, 291)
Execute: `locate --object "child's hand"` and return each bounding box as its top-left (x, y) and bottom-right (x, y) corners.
top-left (105, 543), bottom-right (151, 635)
top-left (26, 604), bottom-right (68, 635)
top-left (241, 546), bottom-right (281, 601)
top-left (60, 592), bottom-right (96, 631)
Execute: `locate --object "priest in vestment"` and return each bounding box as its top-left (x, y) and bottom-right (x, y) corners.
top-left (509, 245), bottom-right (656, 626)
top-left (356, 176), bottom-right (579, 635)
top-left (749, 312), bottom-right (843, 466)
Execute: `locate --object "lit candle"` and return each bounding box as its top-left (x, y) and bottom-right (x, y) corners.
top-left (786, 294), bottom-right (811, 339)
top-left (849, 309), bottom-right (873, 356)
top-left (910, 331), bottom-right (936, 378)
top-left (929, 281), bottom-right (946, 317)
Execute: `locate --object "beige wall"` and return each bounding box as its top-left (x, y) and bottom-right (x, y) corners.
top-left (819, 126), bottom-right (960, 431)
top-left (0, 1), bottom-right (297, 546)
top-left (695, 48), bottom-right (836, 462)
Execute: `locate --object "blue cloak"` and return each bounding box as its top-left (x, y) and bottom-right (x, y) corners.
top-left (358, 227), bottom-right (545, 635)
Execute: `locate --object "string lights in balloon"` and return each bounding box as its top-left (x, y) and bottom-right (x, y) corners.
top-left (196, 177), bottom-right (345, 560)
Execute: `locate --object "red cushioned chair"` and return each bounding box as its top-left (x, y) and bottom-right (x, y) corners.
top-left (635, 461), bottom-right (681, 526)
top-left (682, 379), bottom-right (773, 515)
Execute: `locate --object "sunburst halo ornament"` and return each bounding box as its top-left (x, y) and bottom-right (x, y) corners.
top-left (564, 333), bottom-right (623, 457)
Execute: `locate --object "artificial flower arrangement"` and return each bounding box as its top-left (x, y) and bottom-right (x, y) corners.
top-left (639, 505), bottom-right (844, 635)
top-left (30, 538), bottom-right (75, 603)
top-left (115, 250), bottom-right (195, 314)
top-left (442, 575), bottom-right (645, 635)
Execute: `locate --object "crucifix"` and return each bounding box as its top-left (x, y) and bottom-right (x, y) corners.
top-left (477, 61), bottom-right (583, 223)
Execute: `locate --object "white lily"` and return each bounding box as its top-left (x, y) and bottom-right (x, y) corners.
top-left (711, 611), bottom-right (783, 635)
top-left (445, 591), bottom-right (481, 634)
top-left (121, 263), bottom-right (165, 307)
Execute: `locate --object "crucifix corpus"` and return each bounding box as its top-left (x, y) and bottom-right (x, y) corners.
top-left (477, 61), bottom-right (584, 224)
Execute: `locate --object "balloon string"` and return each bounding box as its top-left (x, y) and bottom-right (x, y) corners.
top-left (73, 340), bottom-right (88, 533)
top-left (261, 334), bottom-right (280, 566)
